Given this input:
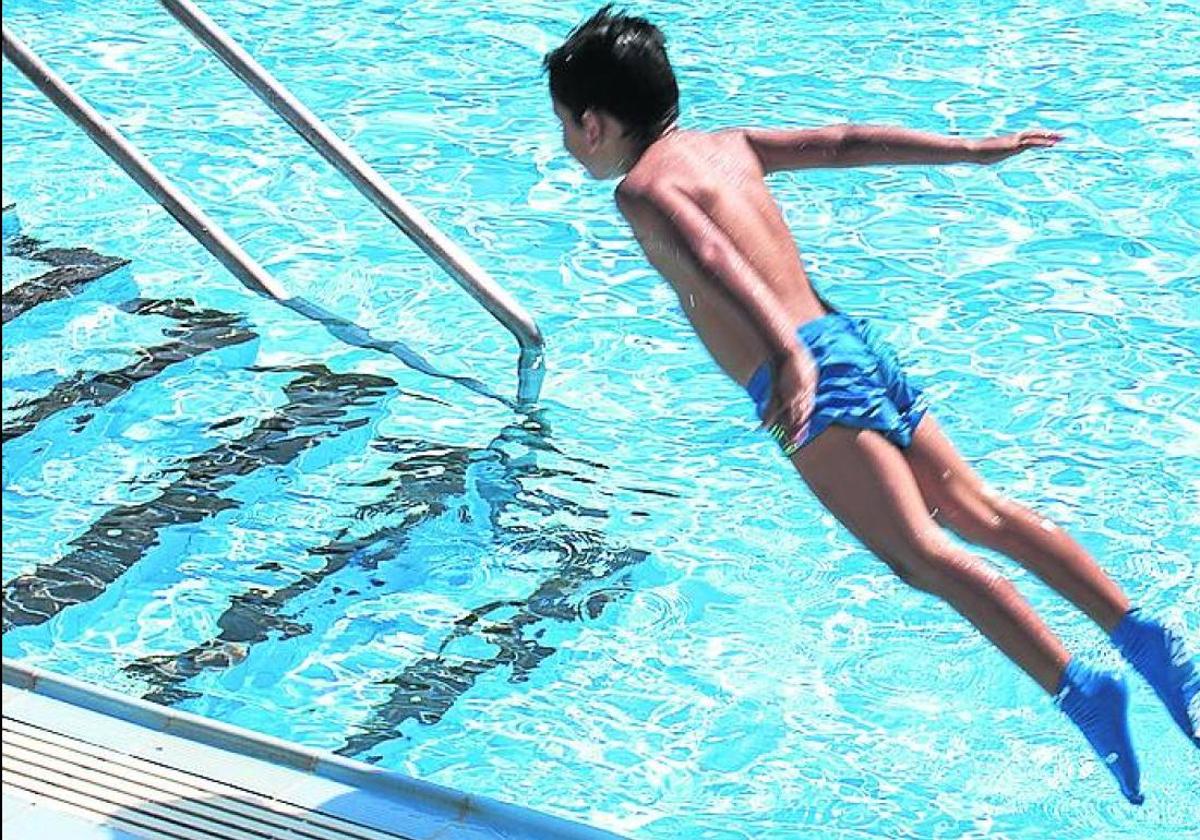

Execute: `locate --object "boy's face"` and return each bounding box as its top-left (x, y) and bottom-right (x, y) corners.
top-left (552, 98), bottom-right (622, 180)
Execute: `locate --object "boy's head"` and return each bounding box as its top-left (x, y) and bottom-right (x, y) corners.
top-left (544, 5), bottom-right (679, 179)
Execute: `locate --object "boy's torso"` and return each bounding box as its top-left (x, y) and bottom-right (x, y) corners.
top-left (618, 129), bottom-right (829, 385)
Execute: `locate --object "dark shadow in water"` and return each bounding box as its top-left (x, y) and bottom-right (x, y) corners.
top-left (125, 438), bottom-right (475, 705)
top-left (2, 235), bottom-right (129, 323)
top-left (338, 416), bottom-right (651, 758)
top-left (339, 533), bottom-right (648, 760)
top-left (112, 413), bottom-right (661, 760)
top-left (2, 297), bottom-right (257, 443)
top-left (1, 365), bottom-right (395, 632)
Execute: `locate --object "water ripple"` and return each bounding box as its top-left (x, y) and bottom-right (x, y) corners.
top-left (4, 0), bottom-right (1198, 837)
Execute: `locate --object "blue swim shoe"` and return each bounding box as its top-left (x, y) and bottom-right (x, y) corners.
top-left (1056, 659), bottom-right (1144, 805)
top-left (1111, 608), bottom-right (1200, 749)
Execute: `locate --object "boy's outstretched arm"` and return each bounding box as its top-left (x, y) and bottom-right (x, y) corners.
top-left (744, 125), bottom-right (1063, 173)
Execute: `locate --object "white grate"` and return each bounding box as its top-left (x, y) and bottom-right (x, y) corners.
top-left (1, 715), bottom-right (414, 840)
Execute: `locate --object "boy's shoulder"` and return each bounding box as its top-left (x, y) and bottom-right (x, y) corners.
top-left (619, 128), bottom-right (756, 197)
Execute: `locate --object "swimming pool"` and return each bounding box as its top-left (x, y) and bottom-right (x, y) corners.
top-left (3, 0), bottom-right (1198, 836)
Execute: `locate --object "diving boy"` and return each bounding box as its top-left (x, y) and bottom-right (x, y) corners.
top-left (543, 5), bottom-right (1198, 804)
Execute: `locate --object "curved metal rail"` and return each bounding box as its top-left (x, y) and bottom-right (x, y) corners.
top-left (2, 17), bottom-right (542, 406)
top-left (1, 25), bottom-right (288, 304)
top-left (159, 0), bottom-right (544, 405)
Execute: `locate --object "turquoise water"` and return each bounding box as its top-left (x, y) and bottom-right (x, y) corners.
top-left (3, 0), bottom-right (1198, 836)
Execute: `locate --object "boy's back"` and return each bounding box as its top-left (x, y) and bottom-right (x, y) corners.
top-left (616, 128), bottom-right (828, 385)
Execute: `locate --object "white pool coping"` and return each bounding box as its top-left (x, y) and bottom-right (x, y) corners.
top-left (2, 658), bottom-right (628, 840)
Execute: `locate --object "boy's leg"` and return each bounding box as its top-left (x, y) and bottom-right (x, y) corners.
top-left (789, 424), bottom-right (1069, 693)
top-left (791, 424), bottom-right (1143, 801)
top-left (900, 414), bottom-right (1129, 631)
top-left (902, 414), bottom-right (1198, 749)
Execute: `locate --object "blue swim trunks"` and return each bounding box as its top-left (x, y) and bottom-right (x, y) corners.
top-left (746, 313), bottom-right (927, 454)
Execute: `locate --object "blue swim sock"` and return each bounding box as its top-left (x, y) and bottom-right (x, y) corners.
top-left (1056, 658), bottom-right (1144, 805)
top-left (1111, 607), bottom-right (1200, 749)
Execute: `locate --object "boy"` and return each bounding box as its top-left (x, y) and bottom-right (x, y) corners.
top-left (543, 6), bottom-right (1198, 804)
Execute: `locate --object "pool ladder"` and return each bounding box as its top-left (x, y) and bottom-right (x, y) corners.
top-left (1, 0), bottom-right (544, 407)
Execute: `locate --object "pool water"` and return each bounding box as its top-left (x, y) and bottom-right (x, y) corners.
top-left (3, 0), bottom-right (1198, 837)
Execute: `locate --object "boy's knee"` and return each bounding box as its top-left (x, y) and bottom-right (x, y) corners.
top-left (884, 530), bottom-right (960, 592)
top-left (938, 493), bottom-right (1009, 546)
top-left (897, 537), bottom-right (1006, 599)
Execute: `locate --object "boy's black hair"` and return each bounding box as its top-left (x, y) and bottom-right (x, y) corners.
top-left (543, 5), bottom-right (679, 145)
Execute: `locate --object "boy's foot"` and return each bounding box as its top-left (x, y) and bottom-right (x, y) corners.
top-left (1056, 658), bottom-right (1144, 805)
top-left (1111, 608), bottom-right (1200, 749)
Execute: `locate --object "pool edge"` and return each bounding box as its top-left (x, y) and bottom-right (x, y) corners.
top-left (2, 657), bottom-right (629, 840)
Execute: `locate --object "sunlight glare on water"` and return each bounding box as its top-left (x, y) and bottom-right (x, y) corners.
top-left (2, 1), bottom-right (1198, 837)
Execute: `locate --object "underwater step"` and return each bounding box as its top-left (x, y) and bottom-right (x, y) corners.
top-left (2, 233), bottom-right (130, 324)
top-left (2, 297), bottom-right (259, 444)
top-left (1, 200), bottom-right (20, 243)
top-left (1, 365), bottom-right (396, 632)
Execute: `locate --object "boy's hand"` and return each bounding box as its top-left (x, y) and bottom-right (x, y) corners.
top-left (972, 129), bottom-right (1064, 164)
top-left (762, 349), bottom-right (818, 456)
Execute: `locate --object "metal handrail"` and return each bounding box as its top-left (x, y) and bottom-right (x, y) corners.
top-left (159, 0), bottom-right (544, 406)
top-left (1, 25), bottom-right (287, 302)
top-left (2, 23), bottom-right (512, 407)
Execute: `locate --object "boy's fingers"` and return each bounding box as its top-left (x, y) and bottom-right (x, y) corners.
top-left (762, 401), bottom-right (809, 439)
top-left (1020, 130), bottom-right (1063, 147)
top-left (760, 399), bottom-right (782, 431)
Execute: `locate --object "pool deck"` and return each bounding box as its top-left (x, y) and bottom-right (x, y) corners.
top-left (2, 659), bottom-right (627, 840)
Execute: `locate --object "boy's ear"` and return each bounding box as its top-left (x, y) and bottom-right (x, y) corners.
top-left (580, 109), bottom-right (604, 150)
